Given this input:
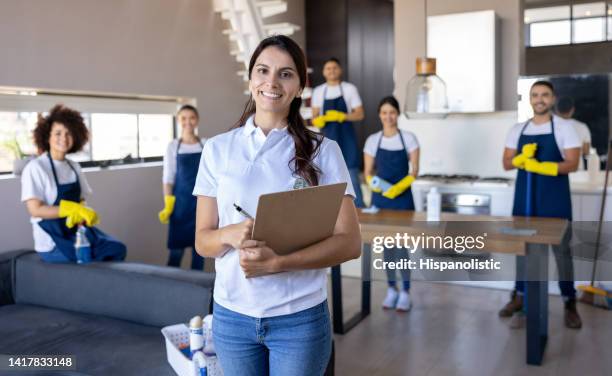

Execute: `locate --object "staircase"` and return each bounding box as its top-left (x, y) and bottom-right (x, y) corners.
top-left (213, 0), bottom-right (300, 83)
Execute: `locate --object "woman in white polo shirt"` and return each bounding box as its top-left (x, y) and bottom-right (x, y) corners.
top-left (193, 35), bottom-right (361, 375)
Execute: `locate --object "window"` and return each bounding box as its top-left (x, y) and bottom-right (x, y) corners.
top-left (525, 2), bottom-right (612, 46)
top-left (530, 20), bottom-right (572, 46)
top-left (0, 90), bottom-right (188, 174)
top-left (138, 114), bottom-right (174, 158)
top-left (573, 2), bottom-right (607, 43)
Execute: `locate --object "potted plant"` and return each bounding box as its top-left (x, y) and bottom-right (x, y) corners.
top-left (2, 137), bottom-right (34, 176)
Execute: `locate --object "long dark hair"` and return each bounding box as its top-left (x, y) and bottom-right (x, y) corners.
top-left (234, 35), bottom-right (322, 186)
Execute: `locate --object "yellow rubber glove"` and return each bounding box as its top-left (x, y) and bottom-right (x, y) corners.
top-left (324, 110), bottom-right (347, 123)
top-left (512, 154), bottom-right (528, 169)
top-left (522, 143), bottom-right (537, 159)
top-left (312, 115), bottom-right (327, 129)
top-left (366, 175), bottom-right (382, 193)
top-left (383, 175), bottom-right (416, 199)
top-left (512, 143), bottom-right (538, 169)
top-left (524, 159), bottom-right (559, 176)
top-left (158, 195), bottom-right (176, 224)
top-left (59, 200), bottom-right (99, 228)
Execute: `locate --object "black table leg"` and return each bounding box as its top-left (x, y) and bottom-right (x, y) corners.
top-left (331, 243), bottom-right (371, 334)
top-left (525, 242), bottom-right (549, 366)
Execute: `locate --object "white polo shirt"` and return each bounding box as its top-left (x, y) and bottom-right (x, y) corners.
top-left (193, 115), bottom-right (355, 318)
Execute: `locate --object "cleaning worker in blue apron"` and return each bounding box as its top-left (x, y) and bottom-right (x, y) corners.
top-left (21, 105), bottom-right (126, 263)
top-left (311, 58), bottom-right (365, 207)
top-left (500, 80), bottom-right (582, 329)
top-left (159, 105), bottom-right (206, 270)
top-left (363, 96), bottom-right (420, 312)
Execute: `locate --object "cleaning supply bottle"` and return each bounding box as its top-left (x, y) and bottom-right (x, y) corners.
top-left (371, 176), bottom-right (393, 193)
top-left (203, 315), bottom-right (215, 356)
top-left (75, 225), bottom-right (92, 264)
top-left (192, 351), bottom-right (207, 376)
top-left (427, 187), bottom-right (441, 221)
top-left (587, 147), bottom-right (600, 182)
top-left (189, 315), bottom-right (204, 356)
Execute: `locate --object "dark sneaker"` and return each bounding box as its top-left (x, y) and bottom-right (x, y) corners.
top-left (564, 299), bottom-right (583, 329)
top-left (499, 290), bottom-right (523, 317)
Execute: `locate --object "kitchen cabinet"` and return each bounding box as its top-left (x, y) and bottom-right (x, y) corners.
top-left (427, 10), bottom-right (498, 112)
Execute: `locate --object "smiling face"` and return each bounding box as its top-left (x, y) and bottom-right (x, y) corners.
top-left (49, 122), bottom-right (73, 155)
top-left (530, 84), bottom-right (555, 116)
top-left (323, 60), bottom-right (342, 82)
top-left (178, 109), bottom-right (198, 134)
top-left (249, 46), bottom-right (302, 116)
top-left (379, 103), bottom-right (399, 128)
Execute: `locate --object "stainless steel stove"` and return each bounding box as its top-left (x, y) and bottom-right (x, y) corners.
top-left (412, 174), bottom-right (515, 216)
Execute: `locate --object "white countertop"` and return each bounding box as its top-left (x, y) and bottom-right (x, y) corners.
top-left (413, 171), bottom-right (611, 196)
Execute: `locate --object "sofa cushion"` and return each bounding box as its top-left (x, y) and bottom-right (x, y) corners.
top-left (14, 252), bottom-right (215, 327)
top-left (0, 304), bottom-right (174, 375)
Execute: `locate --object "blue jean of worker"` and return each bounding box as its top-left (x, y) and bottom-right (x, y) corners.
top-left (348, 168), bottom-right (364, 208)
top-left (168, 247), bottom-right (204, 270)
top-left (515, 225), bottom-right (576, 299)
top-left (384, 247), bottom-right (411, 291)
top-left (212, 300), bottom-right (332, 376)
top-left (38, 244), bottom-right (126, 263)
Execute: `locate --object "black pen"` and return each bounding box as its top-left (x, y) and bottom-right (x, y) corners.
top-left (233, 203), bottom-right (254, 220)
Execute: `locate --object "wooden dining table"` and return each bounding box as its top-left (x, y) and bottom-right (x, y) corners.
top-left (330, 209), bottom-right (570, 366)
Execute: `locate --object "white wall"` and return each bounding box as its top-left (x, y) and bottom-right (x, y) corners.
top-left (0, 0), bottom-right (306, 265)
top-left (394, 0), bottom-right (521, 111)
top-left (399, 112), bottom-right (518, 177)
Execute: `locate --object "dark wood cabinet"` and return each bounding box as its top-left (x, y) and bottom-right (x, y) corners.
top-left (306, 0), bottom-right (395, 159)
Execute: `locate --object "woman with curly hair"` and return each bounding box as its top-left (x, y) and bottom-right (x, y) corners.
top-left (21, 104), bottom-right (126, 263)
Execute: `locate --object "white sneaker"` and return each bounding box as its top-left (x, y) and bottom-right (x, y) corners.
top-left (396, 291), bottom-right (412, 312)
top-left (382, 287), bottom-right (399, 309)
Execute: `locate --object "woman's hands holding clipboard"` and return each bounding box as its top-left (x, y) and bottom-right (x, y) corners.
top-left (221, 218), bottom-right (282, 278)
top-left (239, 240), bottom-right (282, 278)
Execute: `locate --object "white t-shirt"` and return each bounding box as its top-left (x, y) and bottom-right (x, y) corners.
top-left (363, 130), bottom-right (420, 157)
top-left (162, 138), bottom-right (206, 184)
top-left (505, 115), bottom-right (581, 159)
top-left (569, 119), bottom-right (591, 145)
top-left (21, 153), bottom-right (93, 252)
top-left (193, 115), bottom-right (354, 318)
top-left (311, 82), bottom-right (363, 113)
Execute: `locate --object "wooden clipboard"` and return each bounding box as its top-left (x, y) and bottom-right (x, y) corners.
top-left (251, 182), bottom-right (347, 255)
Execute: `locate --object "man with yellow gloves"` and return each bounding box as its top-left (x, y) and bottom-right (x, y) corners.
top-left (159, 105), bottom-right (206, 270)
top-left (311, 58), bottom-right (365, 207)
top-left (363, 96), bottom-right (420, 311)
top-left (500, 80), bottom-right (583, 329)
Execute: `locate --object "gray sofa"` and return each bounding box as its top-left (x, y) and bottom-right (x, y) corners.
top-left (0, 250), bottom-right (215, 376)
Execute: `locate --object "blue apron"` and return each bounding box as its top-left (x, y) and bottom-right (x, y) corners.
top-left (167, 139), bottom-right (203, 249)
top-left (38, 154), bottom-right (126, 263)
top-left (321, 84), bottom-right (360, 169)
top-left (512, 118), bottom-right (572, 220)
top-left (371, 132), bottom-right (415, 210)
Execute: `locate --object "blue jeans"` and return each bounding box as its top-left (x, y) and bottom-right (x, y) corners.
top-left (212, 301), bottom-right (332, 376)
top-left (167, 247), bottom-right (204, 270)
top-left (515, 229), bottom-right (576, 299)
top-left (384, 247), bottom-right (411, 291)
top-left (348, 168), bottom-right (364, 208)
top-left (38, 244), bottom-right (126, 263)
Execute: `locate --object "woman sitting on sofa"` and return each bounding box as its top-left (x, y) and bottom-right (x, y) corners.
top-left (21, 105), bottom-right (126, 263)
